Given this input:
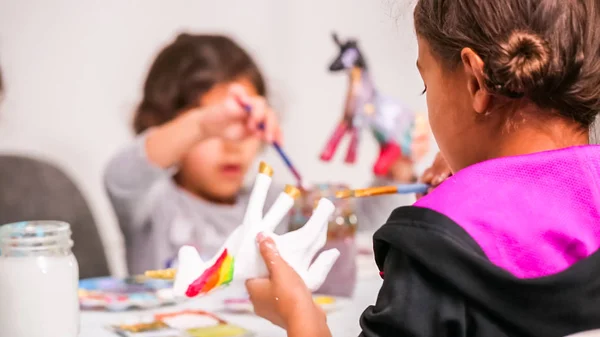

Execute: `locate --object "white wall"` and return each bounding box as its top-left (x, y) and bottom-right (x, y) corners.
top-left (0, 0), bottom-right (434, 276)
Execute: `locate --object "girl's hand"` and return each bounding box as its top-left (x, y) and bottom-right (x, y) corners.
top-left (417, 151), bottom-right (452, 199)
top-left (197, 84), bottom-right (282, 144)
top-left (387, 156), bottom-right (416, 183)
top-left (246, 234), bottom-right (330, 336)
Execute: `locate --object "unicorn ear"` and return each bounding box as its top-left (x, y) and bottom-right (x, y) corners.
top-left (172, 246), bottom-right (204, 297)
top-left (242, 162), bottom-right (273, 225)
top-left (296, 198), bottom-right (334, 247)
top-left (281, 197), bottom-right (334, 251)
top-left (305, 248), bottom-right (340, 291)
top-left (332, 32), bottom-right (341, 46)
top-left (261, 185), bottom-right (300, 232)
top-left (305, 199), bottom-right (336, 261)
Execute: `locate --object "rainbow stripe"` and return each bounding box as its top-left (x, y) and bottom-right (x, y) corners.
top-left (185, 249), bottom-right (234, 297)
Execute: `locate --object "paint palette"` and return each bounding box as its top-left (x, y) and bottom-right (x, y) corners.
top-left (79, 276), bottom-right (182, 311)
top-left (223, 295), bottom-right (341, 314)
top-left (109, 309), bottom-right (253, 337)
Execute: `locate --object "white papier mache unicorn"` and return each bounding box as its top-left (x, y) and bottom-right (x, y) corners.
top-left (145, 162), bottom-right (340, 298)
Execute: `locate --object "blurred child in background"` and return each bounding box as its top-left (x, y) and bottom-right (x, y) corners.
top-left (105, 33), bottom-right (424, 296)
top-left (105, 34), bottom-right (279, 275)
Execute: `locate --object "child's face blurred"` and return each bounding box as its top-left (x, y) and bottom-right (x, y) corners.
top-left (178, 79), bottom-right (262, 203)
top-left (416, 36), bottom-right (490, 172)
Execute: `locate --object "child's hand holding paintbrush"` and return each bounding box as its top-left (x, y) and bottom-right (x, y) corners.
top-left (235, 92), bottom-right (305, 188)
top-left (201, 84), bottom-right (283, 144)
top-left (335, 154), bottom-right (454, 200)
top-left (145, 83), bottom-right (282, 169)
top-left (334, 153), bottom-right (453, 200)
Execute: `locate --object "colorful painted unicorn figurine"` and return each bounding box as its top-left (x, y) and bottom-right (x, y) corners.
top-left (320, 32), bottom-right (427, 179)
top-left (145, 162), bottom-right (340, 298)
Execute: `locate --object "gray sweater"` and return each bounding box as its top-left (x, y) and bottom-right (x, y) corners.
top-left (104, 133), bottom-right (411, 277)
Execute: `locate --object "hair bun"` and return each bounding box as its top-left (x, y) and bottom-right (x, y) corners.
top-left (485, 31), bottom-right (550, 97)
top-left (175, 33), bottom-right (193, 42)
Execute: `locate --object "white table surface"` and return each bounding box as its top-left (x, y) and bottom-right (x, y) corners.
top-left (80, 274), bottom-right (383, 337)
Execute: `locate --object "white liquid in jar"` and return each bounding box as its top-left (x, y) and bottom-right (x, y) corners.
top-left (0, 255), bottom-right (80, 337)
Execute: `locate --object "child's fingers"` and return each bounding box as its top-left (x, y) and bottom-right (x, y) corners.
top-left (416, 187), bottom-right (434, 200)
top-left (221, 96), bottom-right (247, 121)
top-left (228, 83), bottom-right (251, 105)
top-left (263, 107), bottom-right (279, 143)
top-left (245, 97), bottom-right (268, 133)
top-left (274, 126), bottom-right (284, 146)
top-left (422, 169), bottom-right (449, 187)
top-left (222, 123), bottom-right (249, 141)
top-left (245, 278), bottom-right (272, 306)
top-left (225, 83), bottom-right (255, 122)
top-left (256, 233), bottom-right (282, 276)
top-left (256, 233), bottom-right (295, 282)
top-left (245, 98), bottom-right (281, 143)
top-left (420, 168), bottom-right (435, 184)
top-left (245, 279), bottom-right (286, 327)
top-left (225, 85), bottom-right (280, 142)
top-left (431, 172), bottom-right (450, 186)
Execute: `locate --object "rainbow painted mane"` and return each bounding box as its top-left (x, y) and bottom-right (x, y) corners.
top-left (185, 249), bottom-right (234, 297)
top-left (145, 162), bottom-right (340, 298)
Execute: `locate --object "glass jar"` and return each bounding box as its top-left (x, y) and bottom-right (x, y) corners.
top-left (0, 221), bottom-right (80, 337)
top-left (289, 183), bottom-right (357, 297)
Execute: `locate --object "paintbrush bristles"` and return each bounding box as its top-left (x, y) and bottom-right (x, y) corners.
top-left (334, 189), bottom-right (354, 199)
top-left (145, 268), bottom-right (177, 280)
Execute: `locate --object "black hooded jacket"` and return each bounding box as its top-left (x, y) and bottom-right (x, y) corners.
top-left (359, 207), bottom-right (600, 337)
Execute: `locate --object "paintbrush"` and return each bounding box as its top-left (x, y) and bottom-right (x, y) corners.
top-left (335, 183), bottom-right (430, 199)
top-left (237, 99), bottom-right (304, 187)
top-left (144, 268), bottom-right (176, 280)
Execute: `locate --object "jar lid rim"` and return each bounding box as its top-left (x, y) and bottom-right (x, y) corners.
top-left (0, 221), bottom-right (70, 238)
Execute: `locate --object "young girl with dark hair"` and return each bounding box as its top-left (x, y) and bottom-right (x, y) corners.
top-left (104, 34), bottom-right (282, 274)
top-left (246, 0), bottom-right (600, 335)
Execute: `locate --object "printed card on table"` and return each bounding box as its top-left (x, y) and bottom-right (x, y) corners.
top-left (109, 309), bottom-right (253, 337)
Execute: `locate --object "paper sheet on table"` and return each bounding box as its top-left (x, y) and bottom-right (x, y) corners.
top-left (109, 309), bottom-right (253, 337)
